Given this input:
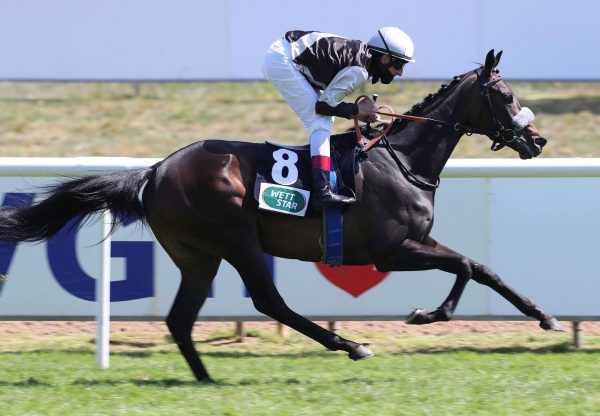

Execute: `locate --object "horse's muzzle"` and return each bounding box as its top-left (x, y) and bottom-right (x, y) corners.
top-left (527, 135), bottom-right (547, 157)
top-left (514, 134), bottom-right (546, 159)
top-left (516, 139), bottom-right (535, 159)
top-left (533, 136), bottom-right (547, 156)
top-left (534, 136), bottom-right (547, 149)
top-left (521, 122), bottom-right (547, 158)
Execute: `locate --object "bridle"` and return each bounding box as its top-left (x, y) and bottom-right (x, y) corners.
top-left (355, 68), bottom-right (525, 152)
top-left (353, 67), bottom-right (533, 189)
top-left (474, 67), bottom-right (523, 152)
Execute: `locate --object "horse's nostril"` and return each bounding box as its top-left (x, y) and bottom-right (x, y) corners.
top-left (534, 137), bottom-right (547, 148)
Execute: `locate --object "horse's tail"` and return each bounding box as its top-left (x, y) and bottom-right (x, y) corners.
top-left (0, 167), bottom-right (154, 242)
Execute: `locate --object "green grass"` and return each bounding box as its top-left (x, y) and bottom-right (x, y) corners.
top-left (1, 328), bottom-right (599, 415)
top-left (0, 81), bottom-right (599, 158)
top-left (2, 349), bottom-right (598, 415)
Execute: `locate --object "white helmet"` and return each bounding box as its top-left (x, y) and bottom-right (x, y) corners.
top-left (367, 27), bottom-right (415, 63)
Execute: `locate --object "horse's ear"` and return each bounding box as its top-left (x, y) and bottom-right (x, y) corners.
top-left (483, 49), bottom-right (495, 79)
top-left (494, 50), bottom-right (503, 68)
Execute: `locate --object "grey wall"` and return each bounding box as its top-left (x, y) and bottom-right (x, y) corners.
top-left (1, 0), bottom-right (598, 80)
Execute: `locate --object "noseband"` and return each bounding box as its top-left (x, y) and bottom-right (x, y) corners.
top-left (473, 68), bottom-right (533, 152)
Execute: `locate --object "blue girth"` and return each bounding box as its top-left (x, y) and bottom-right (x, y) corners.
top-left (322, 158), bottom-right (343, 267)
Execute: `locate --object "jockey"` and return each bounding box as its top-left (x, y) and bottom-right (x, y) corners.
top-left (262, 27), bottom-right (415, 210)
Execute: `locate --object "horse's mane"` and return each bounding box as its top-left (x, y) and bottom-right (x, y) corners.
top-left (406, 70), bottom-right (474, 116)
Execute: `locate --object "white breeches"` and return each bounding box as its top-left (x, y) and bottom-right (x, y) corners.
top-left (262, 38), bottom-right (334, 158)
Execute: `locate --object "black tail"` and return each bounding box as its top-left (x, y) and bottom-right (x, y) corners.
top-left (0, 167), bottom-right (153, 242)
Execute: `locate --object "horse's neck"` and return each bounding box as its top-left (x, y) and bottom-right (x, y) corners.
top-left (390, 75), bottom-right (476, 181)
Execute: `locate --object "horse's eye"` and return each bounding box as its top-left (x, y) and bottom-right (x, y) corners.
top-left (503, 94), bottom-right (514, 103)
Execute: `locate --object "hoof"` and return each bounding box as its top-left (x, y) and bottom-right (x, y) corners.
top-left (540, 317), bottom-right (565, 332)
top-left (349, 344), bottom-right (374, 361)
top-left (405, 308), bottom-right (431, 325)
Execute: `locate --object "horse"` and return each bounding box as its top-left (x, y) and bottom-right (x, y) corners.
top-left (0, 50), bottom-right (562, 382)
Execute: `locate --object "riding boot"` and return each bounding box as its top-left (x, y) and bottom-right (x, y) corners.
top-left (311, 168), bottom-right (355, 211)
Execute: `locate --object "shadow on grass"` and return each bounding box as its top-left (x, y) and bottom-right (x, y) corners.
top-left (2, 341), bottom-right (599, 359)
top-left (71, 377), bottom-right (202, 387)
top-left (0, 348), bottom-right (153, 358)
top-left (108, 340), bottom-right (159, 348)
top-left (69, 377), bottom-right (315, 387)
top-left (0, 376), bottom-right (307, 388)
top-left (389, 341), bottom-right (600, 355)
top-left (0, 377), bottom-right (51, 387)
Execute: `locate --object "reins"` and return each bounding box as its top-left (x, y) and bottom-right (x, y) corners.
top-left (352, 96), bottom-right (395, 151)
top-left (352, 69), bottom-right (522, 189)
top-left (354, 89), bottom-right (506, 151)
top-left (353, 96), bottom-right (440, 189)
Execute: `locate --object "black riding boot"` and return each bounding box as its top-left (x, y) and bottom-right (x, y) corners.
top-left (311, 168), bottom-right (355, 211)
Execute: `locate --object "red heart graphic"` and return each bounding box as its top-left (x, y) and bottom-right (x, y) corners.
top-left (315, 263), bottom-right (390, 298)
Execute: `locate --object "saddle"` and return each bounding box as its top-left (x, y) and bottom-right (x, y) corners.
top-left (253, 134), bottom-right (360, 266)
top-left (254, 135), bottom-right (360, 218)
top-left (254, 126), bottom-right (388, 266)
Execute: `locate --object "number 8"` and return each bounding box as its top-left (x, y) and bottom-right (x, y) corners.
top-left (271, 149), bottom-right (299, 185)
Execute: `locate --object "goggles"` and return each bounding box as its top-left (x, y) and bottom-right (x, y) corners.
top-left (390, 59), bottom-right (407, 70)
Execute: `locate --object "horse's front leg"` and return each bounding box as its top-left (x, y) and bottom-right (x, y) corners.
top-left (407, 238), bottom-right (473, 325)
top-left (470, 262), bottom-right (563, 331)
top-left (405, 279), bottom-right (470, 325)
top-left (375, 237), bottom-right (563, 331)
top-left (375, 237), bottom-right (473, 325)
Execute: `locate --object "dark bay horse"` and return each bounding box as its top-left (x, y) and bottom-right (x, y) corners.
top-left (0, 50), bottom-right (562, 382)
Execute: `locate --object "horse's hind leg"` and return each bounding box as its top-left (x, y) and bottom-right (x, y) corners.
top-left (226, 234), bottom-right (373, 360)
top-left (166, 253), bottom-right (221, 382)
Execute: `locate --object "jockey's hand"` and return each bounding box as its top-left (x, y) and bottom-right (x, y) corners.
top-left (357, 98), bottom-right (380, 123)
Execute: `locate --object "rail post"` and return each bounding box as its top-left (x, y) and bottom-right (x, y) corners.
top-left (235, 321), bottom-right (246, 342)
top-left (572, 321), bottom-right (582, 349)
top-left (96, 210), bottom-right (112, 369)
